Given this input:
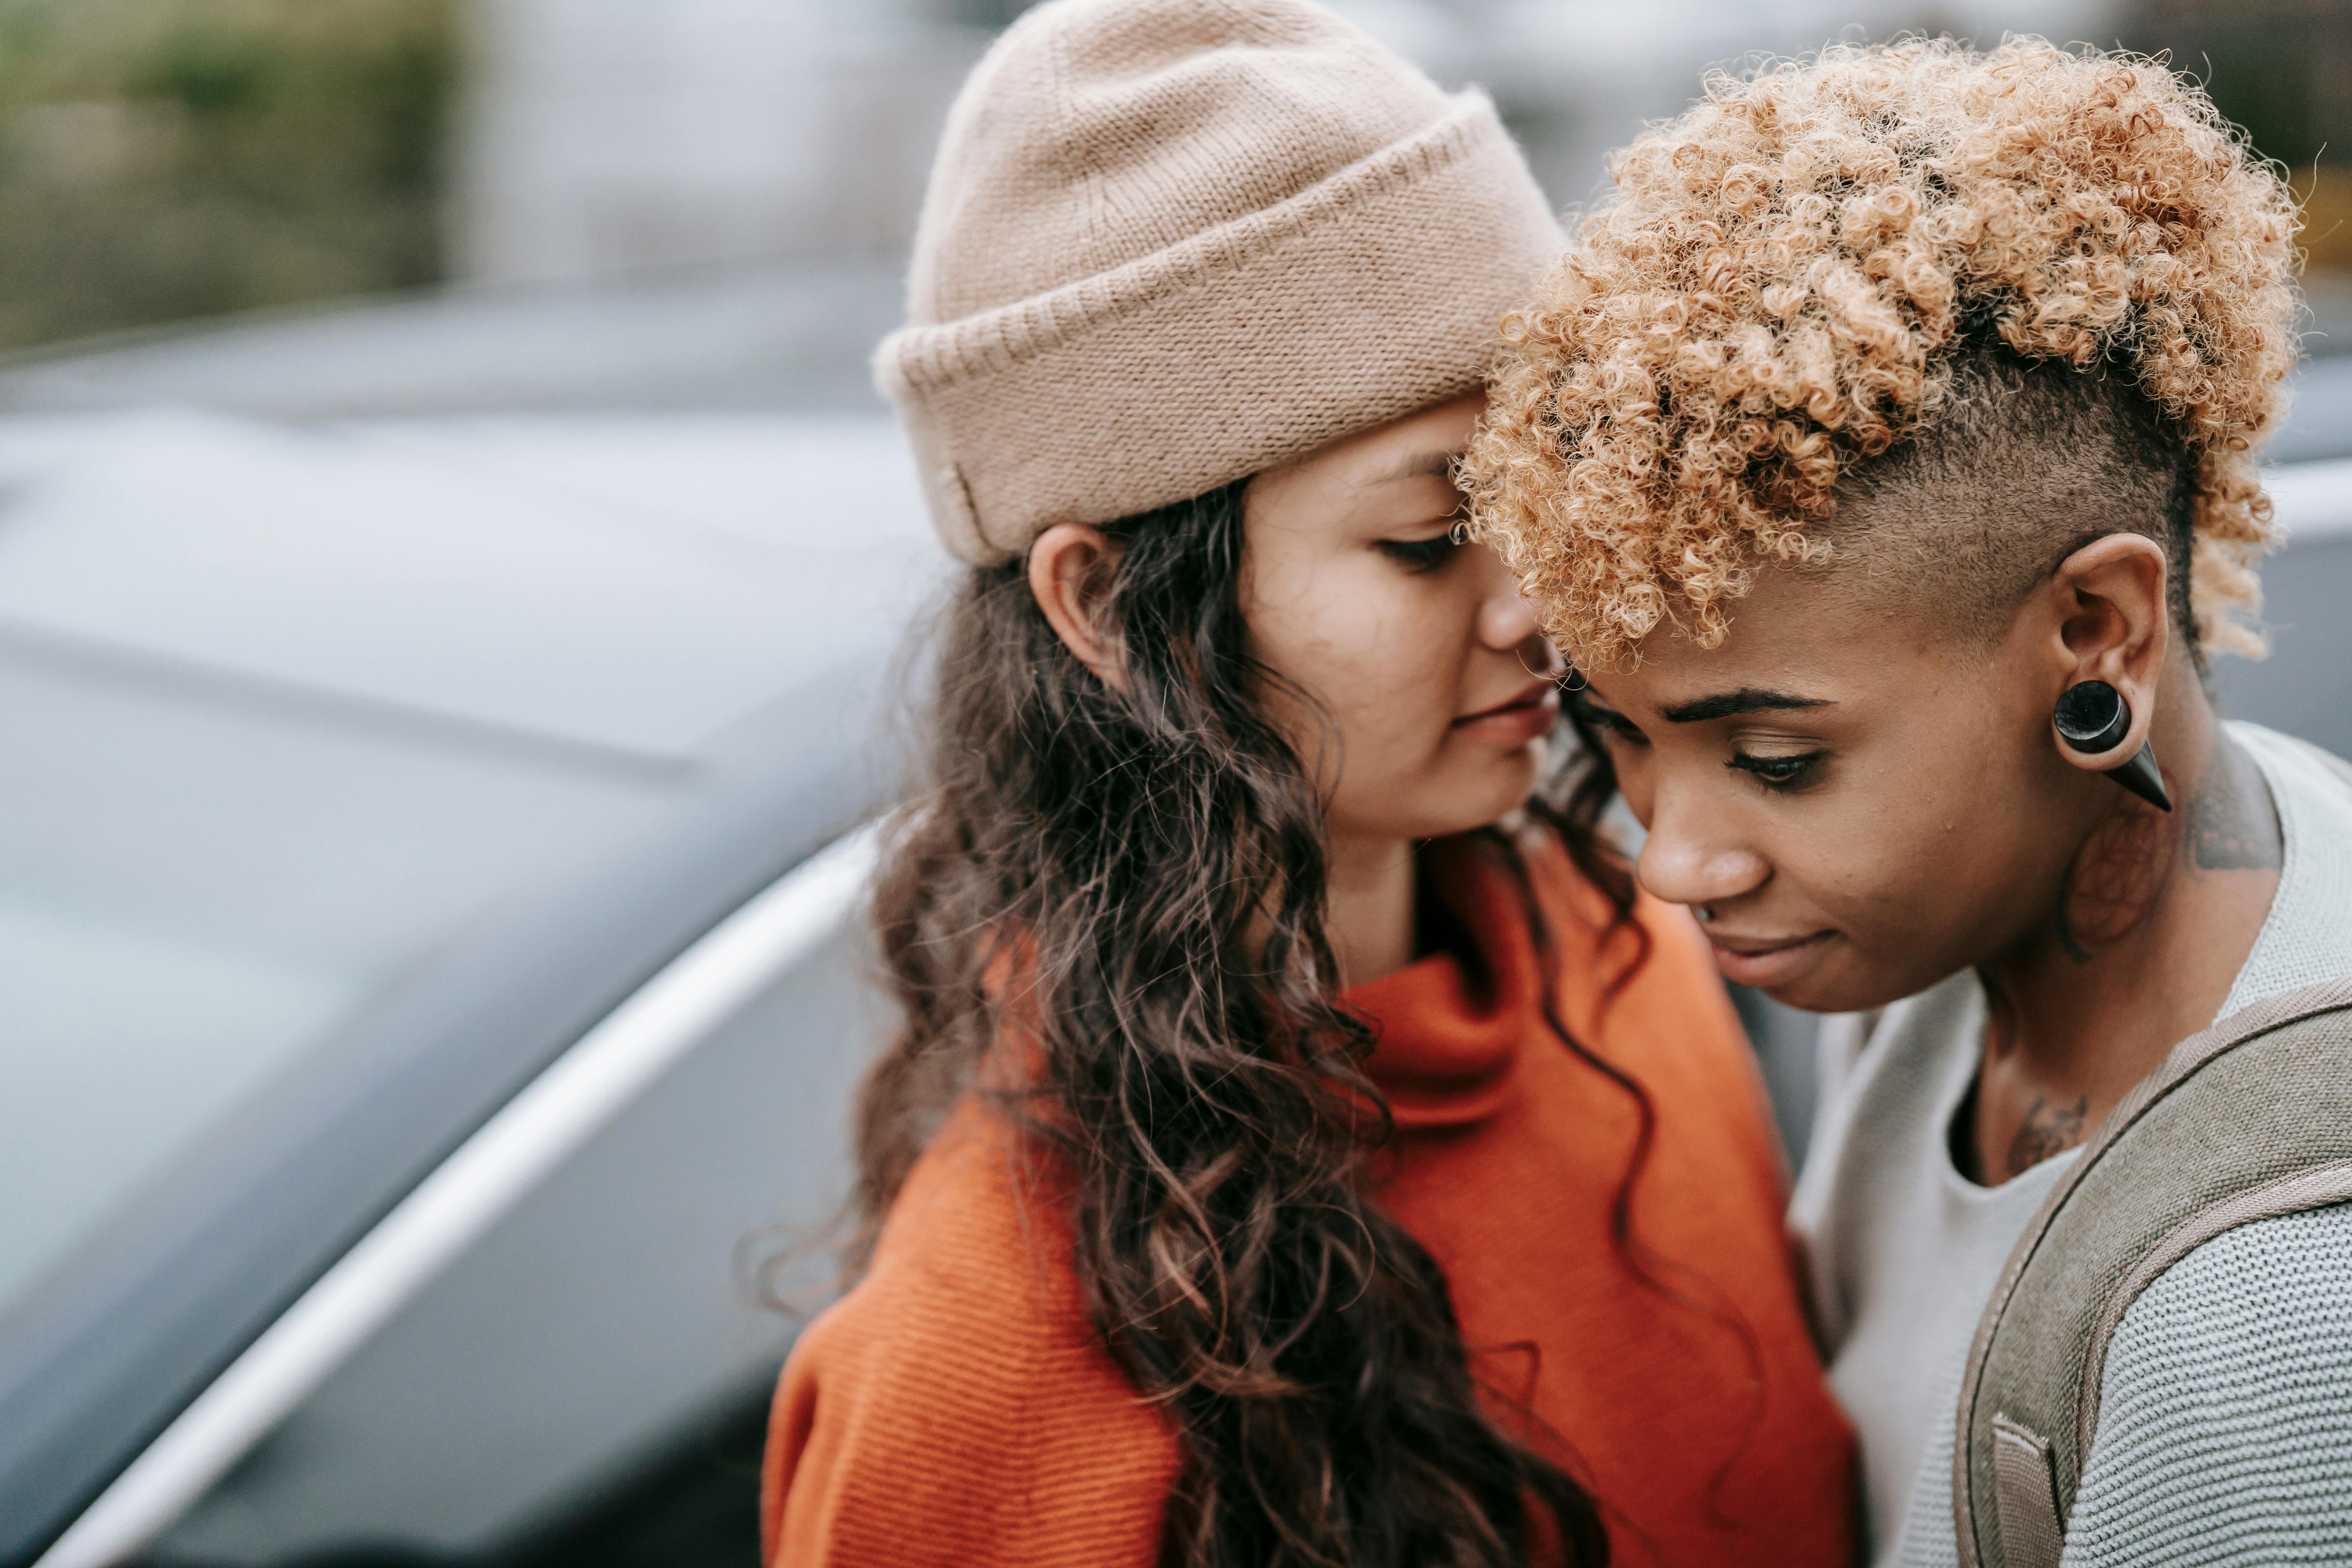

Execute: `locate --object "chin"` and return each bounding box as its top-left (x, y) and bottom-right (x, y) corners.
top-left (1759, 975), bottom-right (1866, 1015)
top-left (1458, 766), bottom-right (1541, 836)
top-left (1372, 778), bottom-right (1538, 846)
top-left (1485, 753), bottom-right (1544, 815)
top-left (1766, 946), bottom-right (1959, 1016)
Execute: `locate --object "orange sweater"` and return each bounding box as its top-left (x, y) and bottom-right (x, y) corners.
top-left (762, 836), bottom-right (1855, 1567)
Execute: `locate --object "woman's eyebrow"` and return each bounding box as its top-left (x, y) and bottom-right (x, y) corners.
top-left (1659, 688), bottom-right (1834, 724)
top-left (1365, 449), bottom-right (1458, 485)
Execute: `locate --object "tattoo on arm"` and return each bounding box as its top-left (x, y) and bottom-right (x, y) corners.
top-left (2005, 1093), bottom-right (2089, 1178)
top-left (2189, 733), bottom-right (2283, 871)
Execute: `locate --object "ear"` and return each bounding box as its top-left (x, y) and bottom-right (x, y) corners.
top-left (1027, 523), bottom-right (1125, 689)
top-left (2045, 533), bottom-right (2170, 771)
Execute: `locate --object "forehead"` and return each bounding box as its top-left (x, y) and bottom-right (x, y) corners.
top-left (1585, 561), bottom-right (1938, 709)
top-left (1317, 394), bottom-right (1483, 481)
top-left (1249, 395), bottom-right (1482, 524)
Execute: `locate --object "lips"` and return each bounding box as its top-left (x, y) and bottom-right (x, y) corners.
top-left (1704, 929), bottom-right (1839, 991)
top-left (1453, 680), bottom-right (1559, 734)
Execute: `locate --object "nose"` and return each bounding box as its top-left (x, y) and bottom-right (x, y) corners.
top-left (1635, 788), bottom-right (1772, 911)
top-left (1474, 557), bottom-right (1543, 652)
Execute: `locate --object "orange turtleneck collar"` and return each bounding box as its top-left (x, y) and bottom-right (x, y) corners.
top-left (1348, 833), bottom-right (1628, 1132)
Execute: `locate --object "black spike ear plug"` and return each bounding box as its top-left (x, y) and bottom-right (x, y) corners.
top-left (2054, 681), bottom-right (2129, 752)
top-left (2054, 680), bottom-right (2171, 812)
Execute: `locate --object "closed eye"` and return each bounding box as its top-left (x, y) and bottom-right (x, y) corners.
top-left (1569, 690), bottom-right (1648, 746)
top-left (1727, 750), bottom-right (1825, 791)
top-left (1375, 534), bottom-right (1460, 573)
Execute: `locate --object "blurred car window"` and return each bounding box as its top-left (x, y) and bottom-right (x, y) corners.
top-left (0, 884), bottom-right (354, 1321)
top-left (0, 608), bottom-right (676, 1334)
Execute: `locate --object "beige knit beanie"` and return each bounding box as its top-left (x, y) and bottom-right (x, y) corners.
top-left (879, 0), bottom-right (1564, 564)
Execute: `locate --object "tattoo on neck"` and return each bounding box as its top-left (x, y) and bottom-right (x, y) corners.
top-left (2189, 733), bottom-right (2284, 871)
top-left (2005, 1093), bottom-right (2089, 1178)
top-left (2056, 800), bottom-right (2174, 961)
top-left (2053, 731), bottom-right (2278, 960)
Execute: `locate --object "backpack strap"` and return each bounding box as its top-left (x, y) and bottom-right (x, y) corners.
top-left (1951, 977), bottom-right (2352, 1568)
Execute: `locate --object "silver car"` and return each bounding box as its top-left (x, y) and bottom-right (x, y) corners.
top-left (4, 272), bottom-right (945, 1565)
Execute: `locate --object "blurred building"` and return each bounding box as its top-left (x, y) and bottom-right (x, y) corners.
top-left (454, 0), bottom-right (991, 284)
top-left (1, 0), bottom-right (2345, 346)
top-left (453, 0), bottom-right (2131, 286)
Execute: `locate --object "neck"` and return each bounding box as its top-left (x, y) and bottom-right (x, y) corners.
top-left (1969, 671), bottom-right (2282, 1182)
top-left (1324, 833), bottom-right (1419, 988)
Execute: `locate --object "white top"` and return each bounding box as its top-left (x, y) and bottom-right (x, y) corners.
top-left (1788, 978), bottom-right (2073, 1559)
top-left (1789, 721), bottom-right (2352, 1566)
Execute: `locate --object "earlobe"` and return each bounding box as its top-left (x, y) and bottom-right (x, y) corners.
top-left (2047, 535), bottom-right (2174, 810)
top-left (2054, 680), bottom-right (2172, 811)
top-left (1027, 523), bottom-right (1126, 689)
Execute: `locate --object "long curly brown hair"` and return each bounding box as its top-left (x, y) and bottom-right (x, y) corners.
top-left (853, 479), bottom-right (1635, 1568)
top-left (1464, 39), bottom-right (2301, 670)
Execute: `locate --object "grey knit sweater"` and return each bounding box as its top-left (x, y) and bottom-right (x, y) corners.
top-left (1793, 722), bottom-right (2352, 1567)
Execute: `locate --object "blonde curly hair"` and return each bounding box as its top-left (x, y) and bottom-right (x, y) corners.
top-left (1462, 38), bottom-right (2302, 670)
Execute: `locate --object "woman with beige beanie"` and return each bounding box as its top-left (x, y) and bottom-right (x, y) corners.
top-left (759, 3), bottom-right (1857, 1565)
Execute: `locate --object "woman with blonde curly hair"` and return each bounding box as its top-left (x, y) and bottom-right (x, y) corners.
top-left (1465, 37), bottom-right (2352, 1568)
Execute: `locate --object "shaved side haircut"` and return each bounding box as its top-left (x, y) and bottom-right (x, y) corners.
top-left (1832, 347), bottom-right (2198, 651)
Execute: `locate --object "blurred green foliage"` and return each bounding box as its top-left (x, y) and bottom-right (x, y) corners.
top-left (0, 0), bottom-right (455, 351)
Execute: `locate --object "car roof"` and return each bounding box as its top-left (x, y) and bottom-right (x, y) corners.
top-left (0, 268), bottom-right (902, 418)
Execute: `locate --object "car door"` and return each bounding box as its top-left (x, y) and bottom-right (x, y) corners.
top-left (39, 831), bottom-right (891, 1568)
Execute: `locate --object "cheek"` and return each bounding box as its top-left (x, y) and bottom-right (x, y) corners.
top-left (1809, 729), bottom-right (2059, 957)
top-left (1611, 744), bottom-right (1657, 826)
top-left (1260, 574), bottom-right (1461, 759)
top-left (1289, 594), bottom-right (1541, 837)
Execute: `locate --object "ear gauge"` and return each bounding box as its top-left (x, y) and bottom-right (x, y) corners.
top-left (2054, 680), bottom-right (2172, 813)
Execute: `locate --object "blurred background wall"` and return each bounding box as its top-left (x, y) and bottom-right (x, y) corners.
top-left (0, 0), bottom-right (2345, 352)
